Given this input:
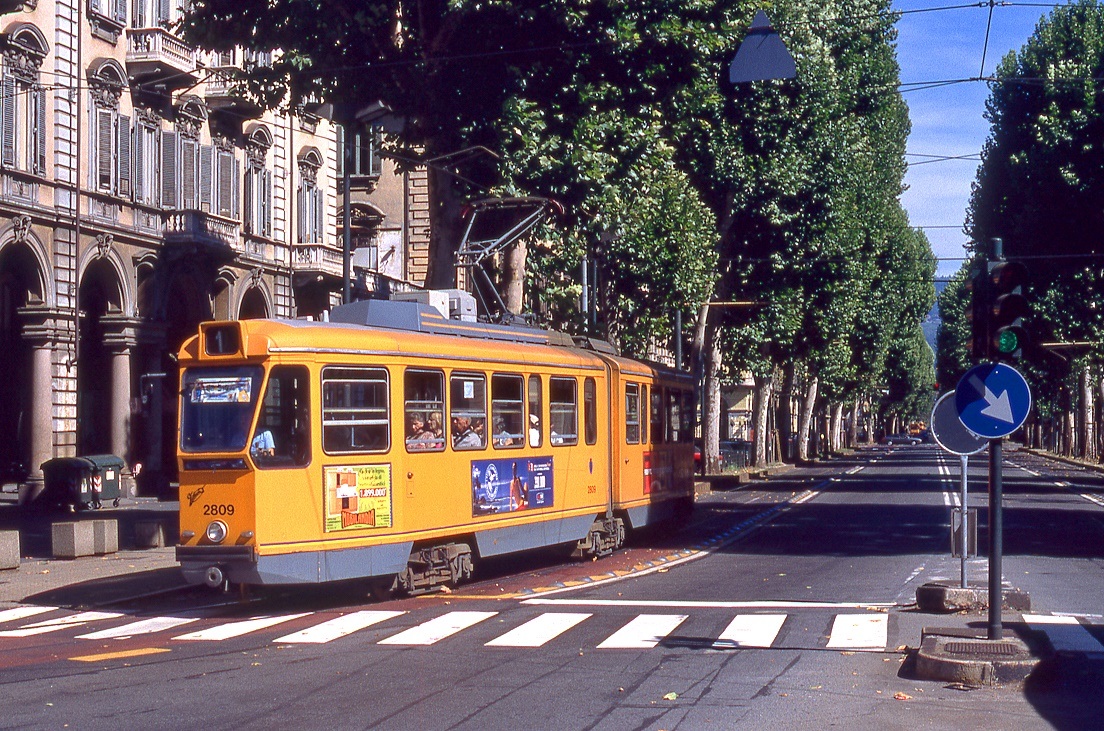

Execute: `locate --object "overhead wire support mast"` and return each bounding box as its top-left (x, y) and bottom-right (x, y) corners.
top-left (454, 197), bottom-right (563, 325)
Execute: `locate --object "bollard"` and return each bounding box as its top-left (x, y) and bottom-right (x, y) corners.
top-left (0, 531), bottom-right (19, 570)
top-left (92, 519), bottom-right (119, 555)
top-left (52, 521), bottom-right (95, 559)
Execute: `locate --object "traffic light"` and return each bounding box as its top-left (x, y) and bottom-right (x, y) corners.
top-left (988, 260), bottom-right (1030, 362)
top-left (966, 261), bottom-right (990, 360)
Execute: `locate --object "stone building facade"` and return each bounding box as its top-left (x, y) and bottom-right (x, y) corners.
top-left (0, 0), bottom-right (431, 499)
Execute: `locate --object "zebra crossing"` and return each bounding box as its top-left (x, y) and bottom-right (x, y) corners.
top-left (0, 603), bottom-right (1099, 655)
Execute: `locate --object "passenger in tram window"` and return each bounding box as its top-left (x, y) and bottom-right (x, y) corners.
top-left (426, 412), bottom-right (444, 440)
top-left (251, 429), bottom-right (275, 457)
top-left (407, 413), bottom-right (426, 440)
top-left (494, 419), bottom-right (514, 447)
top-left (452, 415), bottom-right (482, 449)
top-left (529, 414), bottom-right (540, 448)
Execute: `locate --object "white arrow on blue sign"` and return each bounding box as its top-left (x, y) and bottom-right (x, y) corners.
top-left (954, 363), bottom-right (1032, 439)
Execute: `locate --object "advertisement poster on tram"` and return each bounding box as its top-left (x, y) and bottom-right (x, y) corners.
top-left (471, 456), bottom-right (553, 516)
top-left (323, 464), bottom-right (393, 531)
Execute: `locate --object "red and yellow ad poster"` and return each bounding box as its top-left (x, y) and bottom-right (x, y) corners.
top-left (323, 464), bottom-right (393, 532)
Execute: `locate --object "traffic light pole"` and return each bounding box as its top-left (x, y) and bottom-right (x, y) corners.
top-left (988, 437), bottom-right (1003, 640)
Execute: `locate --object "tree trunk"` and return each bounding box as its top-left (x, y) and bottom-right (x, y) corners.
top-left (502, 240), bottom-right (527, 315)
top-left (1079, 365), bottom-right (1092, 460)
top-left (830, 402), bottom-right (844, 453)
top-left (797, 374), bottom-right (819, 462)
top-left (752, 374), bottom-right (773, 468)
top-left (849, 401), bottom-right (861, 447)
top-left (778, 362), bottom-right (795, 463)
top-left (703, 325), bottom-right (722, 474)
top-left (425, 165), bottom-right (466, 290)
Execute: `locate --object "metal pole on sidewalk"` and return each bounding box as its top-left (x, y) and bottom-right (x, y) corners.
top-left (960, 454), bottom-right (969, 589)
top-left (988, 438), bottom-right (1003, 640)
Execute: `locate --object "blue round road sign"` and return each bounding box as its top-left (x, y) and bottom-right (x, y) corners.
top-left (954, 363), bottom-right (1032, 439)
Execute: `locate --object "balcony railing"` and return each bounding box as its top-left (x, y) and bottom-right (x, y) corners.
top-left (164, 210), bottom-right (238, 261)
top-left (293, 243), bottom-right (343, 278)
top-left (126, 28), bottom-right (198, 85)
top-left (204, 67), bottom-right (262, 117)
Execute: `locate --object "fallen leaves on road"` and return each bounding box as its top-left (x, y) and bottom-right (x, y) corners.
top-left (893, 692), bottom-right (912, 701)
top-left (662, 692), bottom-right (678, 701)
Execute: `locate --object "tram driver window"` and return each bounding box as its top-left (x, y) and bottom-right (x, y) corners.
top-left (251, 365), bottom-right (310, 468)
top-left (450, 373), bottom-right (487, 450)
top-left (549, 377), bottom-right (578, 446)
top-left (322, 367), bottom-right (389, 455)
top-left (405, 369), bottom-right (445, 452)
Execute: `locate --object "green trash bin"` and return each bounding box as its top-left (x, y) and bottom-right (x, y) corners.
top-left (40, 455), bottom-right (125, 510)
top-left (83, 454), bottom-right (125, 508)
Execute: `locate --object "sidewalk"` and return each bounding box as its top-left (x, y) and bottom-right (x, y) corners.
top-left (0, 497), bottom-right (184, 608)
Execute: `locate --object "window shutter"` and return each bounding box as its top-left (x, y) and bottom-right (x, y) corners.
top-left (161, 130), bottom-right (177, 209)
top-left (199, 145), bottom-right (213, 211)
top-left (232, 157), bottom-right (240, 218)
top-left (297, 186), bottom-right (306, 243)
top-left (263, 169), bottom-right (272, 237)
top-left (243, 168), bottom-right (254, 233)
top-left (133, 0), bottom-right (145, 27)
top-left (1, 77), bottom-right (14, 168)
top-left (97, 108), bottom-right (114, 191)
top-left (216, 150), bottom-right (232, 217)
top-left (180, 138), bottom-right (197, 208)
top-left (134, 126), bottom-right (146, 202)
top-left (335, 124), bottom-right (344, 178)
top-left (313, 188), bottom-right (324, 243)
top-left (117, 114), bottom-right (131, 196)
top-left (113, 0), bottom-right (127, 23)
top-left (157, 0), bottom-right (170, 27)
top-left (90, 0), bottom-right (102, 15)
top-left (34, 85), bottom-right (47, 175)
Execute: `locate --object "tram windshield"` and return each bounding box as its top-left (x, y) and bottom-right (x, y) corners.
top-left (180, 366), bottom-right (264, 452)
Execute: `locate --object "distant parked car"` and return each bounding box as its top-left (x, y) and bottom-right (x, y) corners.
top-left (882, 433), bottom-right (922, 446)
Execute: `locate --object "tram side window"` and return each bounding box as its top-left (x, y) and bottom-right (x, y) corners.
top-left (450, 372), bottom-right (487, 450)
top-left (682, 389), bottom-right (695, 443)
top-left (625, 383), bottom-right (640, 445)
top-left (667, 389), bottom-right (681, 443)
top-left (322, 367), bottom-right (389, 454)
top-left (640, 384), bottom-right (648, 444)
top-left (405, 369), bottom-right (445, 452)
top-left (251, 365), bottom-right (310, 468)
top-left (585, 378), bottom-right (597, 446)
top-left (491, 373), bottom-right (524, 449)
top-left (651, 387), bottom-right (665, 444)
top-left (549, 377), bottom-right (578, 446)
top-left (528, 375), bottom-right (543, 448)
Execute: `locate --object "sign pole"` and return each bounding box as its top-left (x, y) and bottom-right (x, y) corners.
top-left (987, 438), bottom-right (1003, 640)
top-left (959, 454), bottom-right (969, 589)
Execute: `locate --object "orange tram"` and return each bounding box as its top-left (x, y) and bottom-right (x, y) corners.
top-left (175, 299), bottom-right (695, 595)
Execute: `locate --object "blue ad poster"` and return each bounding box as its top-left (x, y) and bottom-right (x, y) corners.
top-left (472, 456), bottom-right (553, 516)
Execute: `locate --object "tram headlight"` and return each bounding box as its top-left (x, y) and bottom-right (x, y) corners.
top-left (205, 520), bottom-right (229, 544)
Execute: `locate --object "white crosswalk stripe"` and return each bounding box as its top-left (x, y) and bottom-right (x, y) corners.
top-left (0, 606), bottom-right (58, 625)
top-left (1024, 614), bottom-right (1104, 655)
top-left (714, 614), bottom-right (787, 649)
top-left (378, 611), bottom-right (498, 646)
top-left (173, 613), bottom-right (311, 641)
top-left (77, 616), bottom-right (200, 640)
top-left (825, 614), bottom-right (888, 650)
top-left (276, 610), bottom-right (406, 644)
top-left (485, 612), bottom-right (592, 648)
top-left (0, 611), bottom-right (123, 638)
top-left (596, 614), bottom-right (688, 649)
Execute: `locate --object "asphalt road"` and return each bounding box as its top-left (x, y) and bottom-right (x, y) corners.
top-left (1, 445), bottom-right (1103, 730)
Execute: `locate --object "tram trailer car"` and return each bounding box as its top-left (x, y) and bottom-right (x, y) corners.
top-left (175, 299), bottom-right (695, 594)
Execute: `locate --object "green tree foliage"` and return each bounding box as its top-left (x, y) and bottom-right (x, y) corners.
top-left (935, 264), bottom-right (972, 392)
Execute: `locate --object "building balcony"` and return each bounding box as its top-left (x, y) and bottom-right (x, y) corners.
top-left (125, 27), bottom-right (198, 88)
top-left (164, 210), bottom-right (238, 263)
top-left (292, 242), bottom-right (344, 283)
top-left (204, 67), bottom-right (263, 118)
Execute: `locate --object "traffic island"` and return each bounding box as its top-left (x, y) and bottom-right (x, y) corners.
top-left (915, 581), bottom-right (1031, 613)
top-left (913, 626), bottom-right (1046, 685)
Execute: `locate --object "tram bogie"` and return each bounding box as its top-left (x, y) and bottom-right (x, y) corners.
top-left (175, 298), bottom-right (695, 593)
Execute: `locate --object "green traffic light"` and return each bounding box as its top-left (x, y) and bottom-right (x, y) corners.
top-left (996, 329), bottom-right (1019, 354)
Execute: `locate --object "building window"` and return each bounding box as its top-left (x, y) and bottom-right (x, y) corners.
top-left (244, 126), bottom-right (273, 237)
top-left (133, 113), bottom-right (159, 205)
top-left (88, 62), bottom-right (129, 196)
top-left (336, 123), bottom-right (382, 179)
top-left (1, 26), bottom-right (48, 176)
top-left (131, 0), bottom-right (173, 28)
top-left (297, 148), bottom-right (324, 243)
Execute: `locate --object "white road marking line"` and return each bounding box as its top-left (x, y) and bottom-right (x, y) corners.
top-left (275, 610), bottom-right (406, 644)
top-left (1079, 493), bottom-right (1104, 509)
top-left (713, 614), bottom-right (787, 649)
top-left (1024, 614), bottom-right (1104, 655)
top-left (0, 611), bottom-right (124, 638)
top-left (597, 614), bottom-right (688, 649)
top-left (0, 606), bottom-right (57, 625)
top-left (943, 491), bottom-right (953, 507)
top-left (378, 611), bottom-right (498, 646)
top-left (485, 612), bottom-right (592, 648)
top-left (846, 466), bottom-right (864, 475)
top-left (77, 616), bottom-right (200, 640)
top-left (1020, 467), bottom-right (1040, 477)
top-left (172, 613), bottom-right (311, 641)
top-left (523, 598), bottom-right (895, 609)
top-left (825, 614), bottom-right (888, 650)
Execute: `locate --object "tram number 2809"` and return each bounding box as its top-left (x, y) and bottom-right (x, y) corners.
top-left (202, 504), bottom-right (236, 516)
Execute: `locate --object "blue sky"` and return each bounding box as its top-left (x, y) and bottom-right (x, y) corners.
top-left (893, 1), bottom-right (1065, 278)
